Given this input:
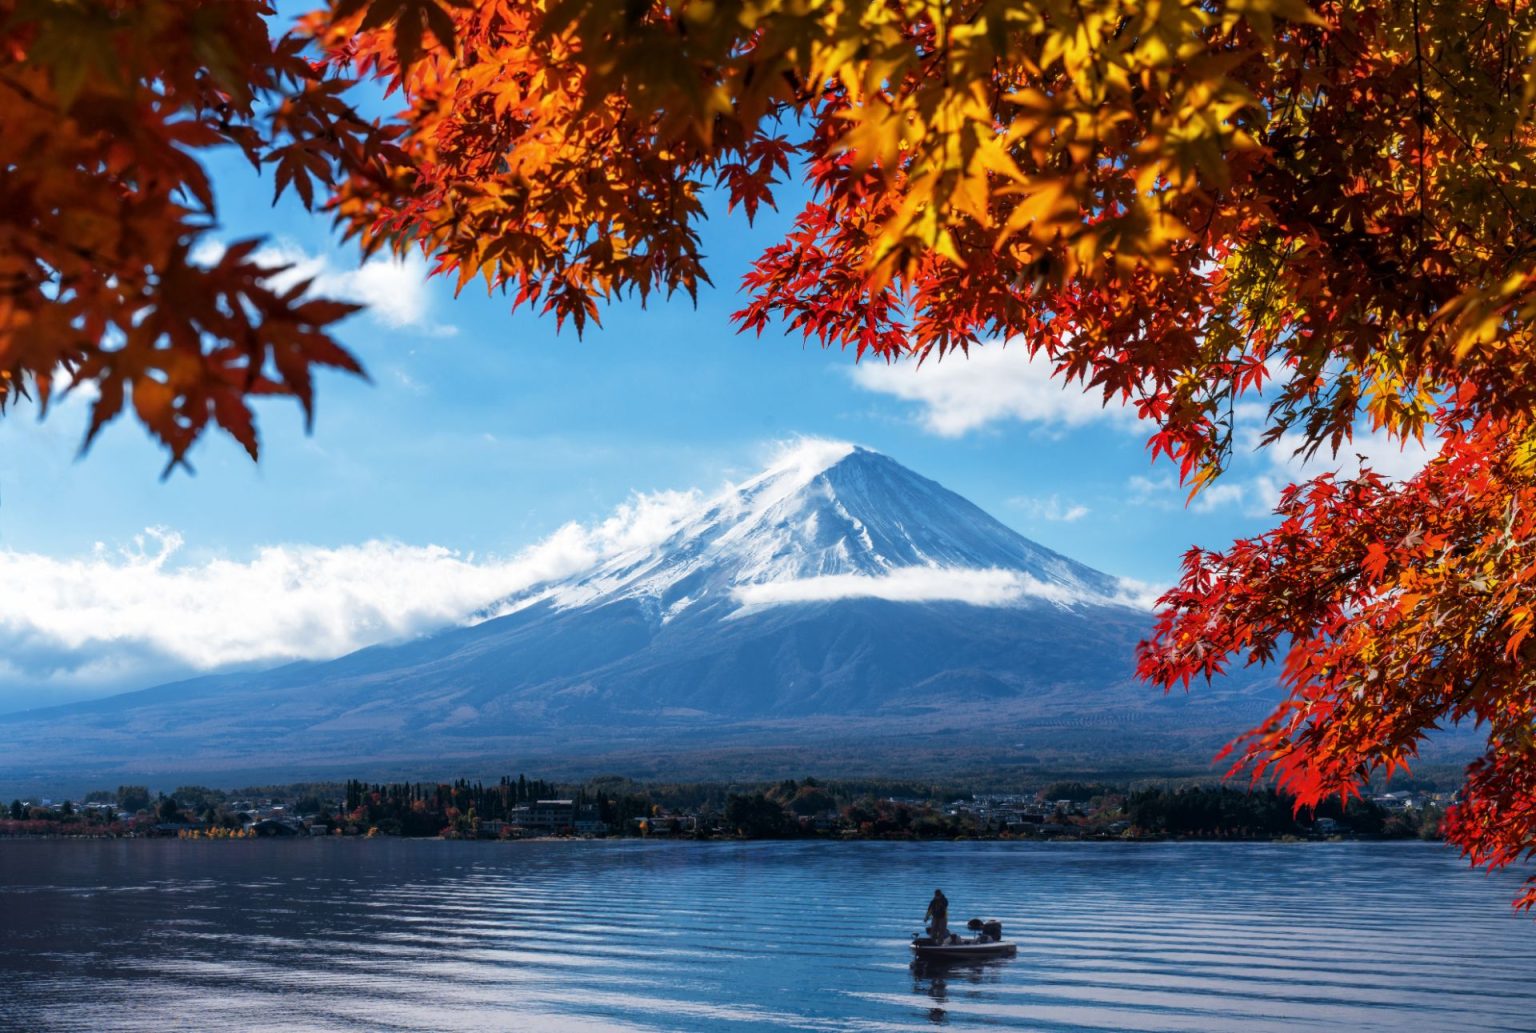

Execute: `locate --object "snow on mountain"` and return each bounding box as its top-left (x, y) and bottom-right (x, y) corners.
top-left (498, 439), bottom-right (1140, 622)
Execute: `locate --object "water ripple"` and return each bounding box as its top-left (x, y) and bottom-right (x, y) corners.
top-left (0, 839), bottom-right (1531, 1032)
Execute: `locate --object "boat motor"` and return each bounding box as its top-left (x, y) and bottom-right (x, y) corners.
top-left (966, 918), bottom-right (1004, 942)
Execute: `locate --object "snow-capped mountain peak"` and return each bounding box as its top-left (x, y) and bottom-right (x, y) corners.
top-left (498, 441), bottom-right (1134, 620)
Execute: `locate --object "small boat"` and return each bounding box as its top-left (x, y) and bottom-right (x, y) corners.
top-left (910, 918), bottom-right (1017, 961)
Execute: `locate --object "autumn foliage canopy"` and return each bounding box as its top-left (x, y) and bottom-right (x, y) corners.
top-left (5, 0), bottom-right (1536, 905)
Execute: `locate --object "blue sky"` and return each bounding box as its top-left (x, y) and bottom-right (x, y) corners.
top-left (2, 150), bottom-right (1266, 570)
top-left (0, 126), bottom-right (1434, 711)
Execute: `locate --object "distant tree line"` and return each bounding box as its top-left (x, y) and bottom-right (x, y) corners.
top-left (2, 774), bottom-right (1449, 843)
top-left (1122, 787), bottom-right (1441, 838)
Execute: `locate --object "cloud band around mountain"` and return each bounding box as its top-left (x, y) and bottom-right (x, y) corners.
top-left (731, 567), bottom-right (1157, 612)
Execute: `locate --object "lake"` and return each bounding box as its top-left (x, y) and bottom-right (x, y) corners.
top-left (1, 839), bottom-right (1531, 1032)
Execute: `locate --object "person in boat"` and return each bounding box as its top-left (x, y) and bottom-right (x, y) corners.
top-left (924, 889), bottom-right (950, 943)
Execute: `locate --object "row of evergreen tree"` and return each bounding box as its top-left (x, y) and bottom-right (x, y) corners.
top-left (342, 775), bottom-right (564, 820)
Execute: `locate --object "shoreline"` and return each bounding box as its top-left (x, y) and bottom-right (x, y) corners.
top-left (0, 830), bottom-right (1440, 846)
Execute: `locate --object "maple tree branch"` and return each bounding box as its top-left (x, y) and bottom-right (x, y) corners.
top-left (1413, 0), bottom-right (1427, 250)
top-left (1419, 54), bottom-right (1536, 234)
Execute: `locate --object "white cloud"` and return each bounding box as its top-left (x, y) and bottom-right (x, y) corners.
top-left (1111, 577), bottom-right (1167, 611)
top-left (331, 252), bottom-right (436, 330)
top-left (731, 567), bottom-right (1153, 612)
top-left (0, 490), bottom-right (699, 700)
top-left (1236, 475), bottom-right (1284, 514)
top-left (1011, 494), bottom-right (1090, 523)
top-left (49, 366), bottom-right (100, 408)
top-left (1126, 473), bottom-right (1180, 511)
top-left (851, 344), bottom-right (1137, 437)
top-left (192, 238), bottom-right (449, 334)
top-left (1271, 428), bottom-right (1440, 483)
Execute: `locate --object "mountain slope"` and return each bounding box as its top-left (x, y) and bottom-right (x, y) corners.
top-left (0, 443), bottom-right (1281, 789)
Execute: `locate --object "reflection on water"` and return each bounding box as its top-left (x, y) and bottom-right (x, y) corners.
top-left (911, 957), bottom-right (1013, 1026)
top-left (0, 839), bottom-right (1531, 1032)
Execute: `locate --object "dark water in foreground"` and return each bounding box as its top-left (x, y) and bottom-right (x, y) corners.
top-left (1, 839), bottom-right (1532, 1032)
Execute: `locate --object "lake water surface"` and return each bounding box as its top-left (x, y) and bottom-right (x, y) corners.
top-left (1, 839), bottom-right (1532, 1032)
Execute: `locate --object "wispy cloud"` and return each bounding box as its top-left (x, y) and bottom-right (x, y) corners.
top-left (850, 344), bottom-right (1136, 437)
top-left (1010, 494), bottom-right (1091, 523)
top-left (1127, 471), bottom-right (1282, 517)
top-left (755, 437), bottom-right (858, 481)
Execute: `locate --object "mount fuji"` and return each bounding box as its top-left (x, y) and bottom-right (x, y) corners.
top-left (0, 443), bottom-right (1280, 789)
